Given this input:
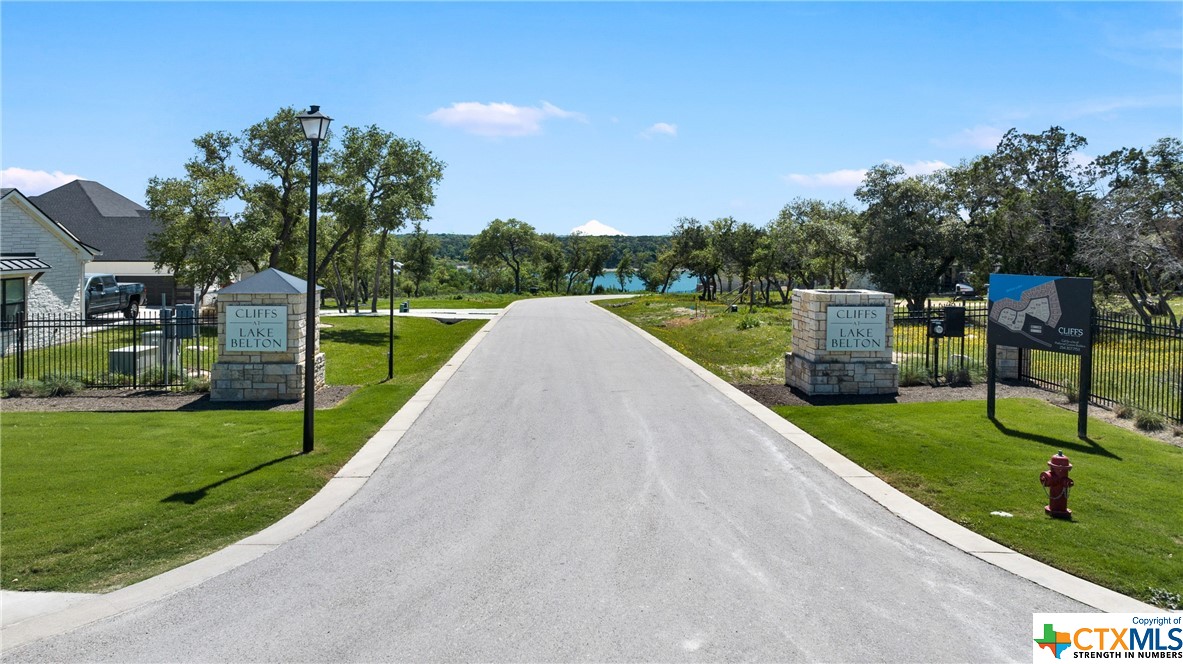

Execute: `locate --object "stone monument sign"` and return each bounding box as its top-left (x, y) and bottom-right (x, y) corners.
top-left (211, 269), bottom-right (324, 401)
top-left (786, 289), bottom-right (898, 396)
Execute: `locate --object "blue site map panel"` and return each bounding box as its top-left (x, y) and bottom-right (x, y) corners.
top-left (987, 274), bottom-right (1093, 355)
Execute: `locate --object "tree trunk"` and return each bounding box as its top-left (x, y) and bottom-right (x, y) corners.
top-left (351, 240), bottom-right (362, 314)
top-left (370, 229), bottom-right (389, 313)
top-left (332, 259), bottom-right (348, 312)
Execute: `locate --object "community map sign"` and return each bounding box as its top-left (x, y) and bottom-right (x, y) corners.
top-left (987, 275), bottom-right (1093, 355)
top-left (986, 274), bottom-right (1095, 438)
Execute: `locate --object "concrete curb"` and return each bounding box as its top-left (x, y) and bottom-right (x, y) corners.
top-left (594, 300), bottom-right (1160, 614)
top-left (1, 305), bottom-right (514, 652)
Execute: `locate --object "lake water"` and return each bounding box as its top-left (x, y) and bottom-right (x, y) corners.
top-left (600, 271), bottom-right (699, 293)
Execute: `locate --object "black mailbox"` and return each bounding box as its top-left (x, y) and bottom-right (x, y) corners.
top-left (942, 306), bottom-right (966, 337)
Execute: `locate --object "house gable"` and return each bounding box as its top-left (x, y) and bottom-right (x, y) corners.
top-left (1, 189), bottom-right (97, 317)
top-left (31, 180), bottom-right (162, 262)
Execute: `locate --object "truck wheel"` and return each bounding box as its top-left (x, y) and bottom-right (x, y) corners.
top-left (124, 301), bottom-right (140, 319)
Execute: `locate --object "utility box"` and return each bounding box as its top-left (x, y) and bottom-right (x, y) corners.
top-left (109, 346), bottom-right (157, 375)
top-left (174, 304), bottom-right (196, 339)
top-left (400, 301), bottom-right (410, 313)
top-left (942, 306), bottom-right (966, 338)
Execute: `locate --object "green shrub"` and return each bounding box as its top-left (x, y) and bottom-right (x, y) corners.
top-left (2, 379), bottom-right (42, 398)
top-left (1114, 402), bottom-right (1135, 419)
top-left (82, 372), bottom-right (134, 388)
top-left (36, 374), bottom-right (83, 397)
top-left (141, 367), bottom-right (184, 387)
top-left (1062, 379), bottom-right (1079, 404)
top-left (183, 375), bottom-right (210, 393)
top-left (736, 314), bottom-right (762, 331)
top-left (1134, 410), bottom-right (1166, 432)
top-left (899, 366), bottom-right (930, 387)
top-left (945, 367), bottom-right (973, 386)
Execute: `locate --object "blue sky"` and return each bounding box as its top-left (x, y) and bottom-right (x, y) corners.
top-left (2, 2), bottom-right (1180, 236)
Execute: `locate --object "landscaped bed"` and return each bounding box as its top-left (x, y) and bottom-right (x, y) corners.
top-left (0, 315), bottom-right (484, 593)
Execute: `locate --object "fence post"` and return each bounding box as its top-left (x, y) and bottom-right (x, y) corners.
top-left (16, 312), bottom-right (25, 380)
top-left (132, 314), bottom-right (139, 389)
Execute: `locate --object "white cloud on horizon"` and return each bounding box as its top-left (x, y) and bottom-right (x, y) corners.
top-left (888, 159), bottom-right (951, 176)
top-left (640, 122), bottom-right (677, 139)
top-left (932, 125), bottom-right (1006, 150)
top-left (571, 219), bottom-right (627, 236)
top-left (1064, 94), bottom-right (1180, 119)
top-left (1, 167), bottom-right (84, 196)
top-left (425, 101), bottom-right (586, 137)
top-left (783, 168), bottom-right (868, 188)
top-left (783, 160), bottom-right (951, 189)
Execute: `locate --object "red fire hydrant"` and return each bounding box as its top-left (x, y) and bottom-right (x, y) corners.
top-left (1039, 451), bottom-right (1074, 519)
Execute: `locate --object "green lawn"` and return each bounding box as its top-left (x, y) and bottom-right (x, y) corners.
top-left (0, 316), bottom-right (483, 592)
top-left (598, 294), bottom-right (793, 383)
top-left (777, 399), bottom-right (1183, 608)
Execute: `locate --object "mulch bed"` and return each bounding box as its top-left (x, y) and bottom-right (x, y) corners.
top-left (736, 381), bottom-right (1054, 408)
top-left (737, 381), bottom-right (1182, 447)
top-left (0, 385), bottom-right (358, 413)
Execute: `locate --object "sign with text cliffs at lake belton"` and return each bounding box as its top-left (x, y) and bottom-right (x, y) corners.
top-left (226, 305), bottom-right (288, 351)
top-left (826, 306), bottom-right (887, 350)
top-left (987, 274), bottom-right (1093, 354)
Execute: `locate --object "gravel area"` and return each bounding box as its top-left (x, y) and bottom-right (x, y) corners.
top-left (0, 385), bottom-right (358, 413)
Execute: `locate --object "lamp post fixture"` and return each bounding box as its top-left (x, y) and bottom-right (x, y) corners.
top-left (297, 105), bottom-right (331, 454)
top-left (388, 260), bottom-right (403, 381)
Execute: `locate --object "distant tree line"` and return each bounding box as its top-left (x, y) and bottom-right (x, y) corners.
top-left (454, 127), bottom-right (1180, 328)
top-left (148, 116), bottom-right (1180, 328)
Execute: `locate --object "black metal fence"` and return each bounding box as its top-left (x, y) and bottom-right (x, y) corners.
top-left (1, 311), bottom-right (218, 389)
top-left (1022, 312), bottom-right (1182, 425)
top-left (892, 302), bottom-right (989, 383)
top-left (891, 303), bottom-right (1183, 425)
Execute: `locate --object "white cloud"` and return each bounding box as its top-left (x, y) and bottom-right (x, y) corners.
top-left (783, 169), bottom-right (868, 188)
top-left (640, 122), bottom-right (677, 139)
top-left (0, 167), bottom-right (83, 195)
top-left (932, 125), bottom-right (1005, 150)
top-left (425, 100), bottom-right (586, 137)
top-left (886, 159), bottom-right (951, 176)
top-left (571, 219), bottom-right (627, 236)
top-left (783, 160), bottom-right (950, 189)
top-left (1064, 94), bottom-right (1180, 119)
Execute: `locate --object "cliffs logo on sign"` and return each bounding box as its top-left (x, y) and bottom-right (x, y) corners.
top-left (1033, 614), bottom-right (1183, 661)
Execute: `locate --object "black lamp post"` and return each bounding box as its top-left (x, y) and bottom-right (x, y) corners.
top-left (388, 260), bottom-right (403, 381)
top-left (297, 105), bottom-right (331, 454)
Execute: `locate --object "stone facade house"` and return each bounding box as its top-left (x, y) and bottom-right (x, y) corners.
top-left (1, 188), bottom-right (100, 321)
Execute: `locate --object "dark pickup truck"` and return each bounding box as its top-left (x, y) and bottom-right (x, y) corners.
top-left (84, 274), bottom-right (146, 319)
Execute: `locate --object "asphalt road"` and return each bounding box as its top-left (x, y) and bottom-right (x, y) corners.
top-left (8, 297), bottom-right (1085, 662)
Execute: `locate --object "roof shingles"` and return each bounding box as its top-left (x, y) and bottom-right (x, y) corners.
top-left (31, 180), bottom-right (161, 262)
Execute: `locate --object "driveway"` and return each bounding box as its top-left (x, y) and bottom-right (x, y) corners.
top-left (5, 297), bottom-right (1085, 662)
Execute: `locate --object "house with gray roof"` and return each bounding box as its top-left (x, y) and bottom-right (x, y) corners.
top-left (31, 180), bottom-right (192, 306)
top-left (1, 187), bottom-right (100, 329)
